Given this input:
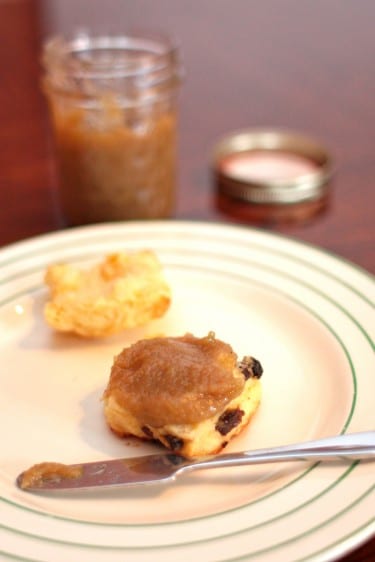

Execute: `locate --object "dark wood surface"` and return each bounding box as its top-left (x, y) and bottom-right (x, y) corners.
top-left (0, 1), bottom-right (373, 560)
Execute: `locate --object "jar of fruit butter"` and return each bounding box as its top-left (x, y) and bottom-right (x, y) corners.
top-left (42, 30), bottom-right (182, 224)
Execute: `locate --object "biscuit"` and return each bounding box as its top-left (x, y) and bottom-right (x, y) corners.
top-left (103, 332), bottom-right (263, 458)
top-left (44, 251), bottom-right (171, 337)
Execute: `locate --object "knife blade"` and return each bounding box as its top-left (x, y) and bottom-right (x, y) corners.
top-left (17, 453), bottom-right (191, 491)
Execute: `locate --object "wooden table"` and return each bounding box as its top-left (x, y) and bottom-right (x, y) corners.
top-left (0, 1), bottom-right (373, 560)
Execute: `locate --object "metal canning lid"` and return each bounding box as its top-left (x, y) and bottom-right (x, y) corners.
top-left (213, 129), bottom-right (333, 205)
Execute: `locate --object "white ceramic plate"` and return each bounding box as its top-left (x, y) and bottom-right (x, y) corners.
top-left (0, 221), bottom-right (374, 562)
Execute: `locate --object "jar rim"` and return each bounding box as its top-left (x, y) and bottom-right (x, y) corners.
top-left (212, 128), bottom-right (334, 205)
top-left (42, 30), bottom-right (181, 81)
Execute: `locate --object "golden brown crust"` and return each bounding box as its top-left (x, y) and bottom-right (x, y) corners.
top-left (44, 251), bottom-right (171, 337)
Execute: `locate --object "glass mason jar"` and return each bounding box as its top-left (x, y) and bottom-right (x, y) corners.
top-left (42, 30), bottom-right (182, 225)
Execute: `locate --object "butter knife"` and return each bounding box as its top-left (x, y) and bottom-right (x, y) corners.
top-left (17, 431), bottom-right (375, 492)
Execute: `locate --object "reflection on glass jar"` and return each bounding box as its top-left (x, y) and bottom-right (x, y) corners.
top-left (42, 30), bottom-right (182, 224)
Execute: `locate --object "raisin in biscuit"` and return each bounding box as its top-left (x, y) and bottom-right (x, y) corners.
top-left (103, 332), bottom-right (263, 458)
top-left (44, 251), bottom-right (171, 337)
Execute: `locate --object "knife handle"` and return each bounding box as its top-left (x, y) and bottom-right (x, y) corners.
top-left (185, 431), bottom-right (375, 473)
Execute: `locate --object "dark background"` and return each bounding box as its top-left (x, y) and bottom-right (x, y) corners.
top-left (0, 0), bottom-right (374, 274)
